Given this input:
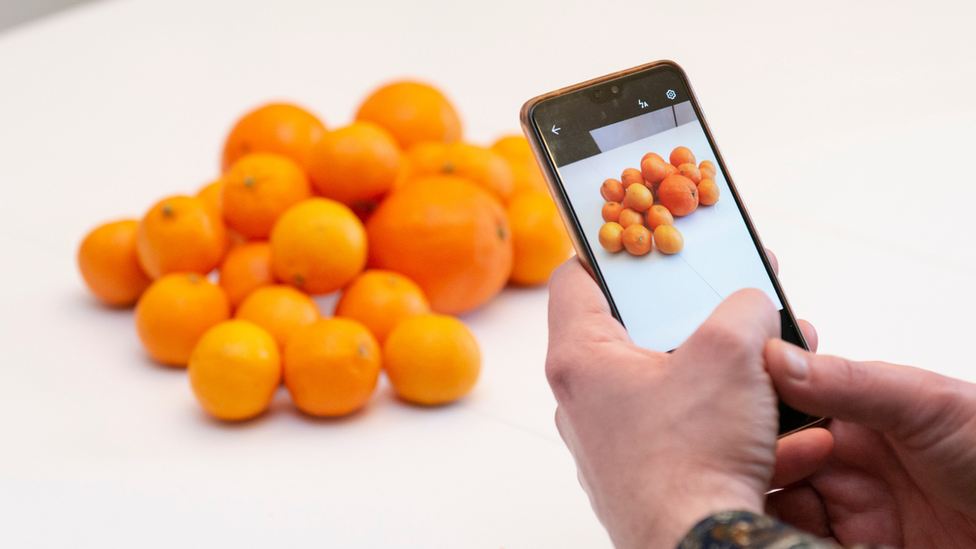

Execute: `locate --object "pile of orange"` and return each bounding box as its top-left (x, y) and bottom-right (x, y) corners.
top-left (77, 81), bottom-right (573, 422)
top-left (597, 146), bottom-right (720, 256)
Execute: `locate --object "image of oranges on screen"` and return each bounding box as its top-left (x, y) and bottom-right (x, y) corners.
top-left (366, 175), bottom-right (512, 315)
top-left (307, 121), bottom-right (402, 208)
top-left (677, 163), bottom-right (702, 184)
top-left (640, 157), bottom-right (670, 184)
top-left (355, 81), bottom-right (462, 150)
top-left (657, 174), bottom-right (699, 217)
top-left (136, 195), bottom-right (227, 280)
top-left (641, 152), bottom-right (664, 164)
top-left (335, 269), bottom-right (430, 344)
top-left (270, 198), bottom-right (367, 295)
top-left (617, 208), bottom-right (645, 229)
top-left (284, 318), bottom-right (381, 417)
top-left (235, 284), bottom-right (320, 352)
top-left (135, 273), bottom-right (231, 367)
top-left (383, 314), bottom-right (481, 406)
top-left (602, 201), bottom-right (624, 223)
top-left (598, 222), bottom-right (624, 252)
top-left (222, 153), bottom-right (312, 240)
top-left (78, 219), bottom-right (152, 307)
top-left (188, 320), bottom-right (281, 422)
top-left (600, 178), bottom-right (625, 202)
top-left (645, 205), bottom-right (674, 230)
top-left (622, 224), bottom-right (653, 256)
top-left (405, 141), bottom-right (515, 202)
top-left (670, 146), bottom-right (696, 168)
top-left (698, 178), bottom-right (721, 206)
top-left (506, 191), bottom-right (573, 286)
top-left (218, 242), bottom-right (274, 309)
top-left (699, 160), bottom-right (717, 179)
top-left (221, 103), bottom-right (326, 174)
top-left (491, 135), bottom-right (548, 196)
top-left (623, 184), bottom-right (653, 213)
top-left (621, 168), bottom-right (646, 189)
top-left (654, 225), bottom-right (684, 255)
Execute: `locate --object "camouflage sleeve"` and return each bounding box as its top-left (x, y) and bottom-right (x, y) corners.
top-left (677, 511), bottom-right (890, 549)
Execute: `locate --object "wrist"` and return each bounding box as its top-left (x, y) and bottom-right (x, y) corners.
top-left (635, 472), bottom-right (765, 549)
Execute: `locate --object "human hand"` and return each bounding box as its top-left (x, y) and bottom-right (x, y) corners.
top-left (765, 341), bottom-right (976, 547)
top-left (546, 258), bottom-right (784, 549)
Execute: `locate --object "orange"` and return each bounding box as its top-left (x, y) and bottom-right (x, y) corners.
top-left (654, 225), bottom-right (684, 254)
top-left (187, 320), bottom-right (280, 421)
top-left (646, 205), bottom-right (674, 230)
top-left (641, 152), bottom-right (664, 164)
top-left (307, 121), bottom-right (402, 208)
top-left (270, 198), bottom-right (367, 295)
top-left (222, 153), bottom-right (312, 240)
top-left (284, 318), bottom-right (381, 417)
top-left (602, 201), bottom-right (624, 223)
top-left (492, 135), bottom-right (548, 196)
top-left (670, 146), bottom-right (696, 167)
top-left (622, 224), bottom-right (652, 256)
top-left (334, 269), bottom-right (430, 344)
top-left (196, 179), bottom-right (224, 215)
top-left (355, 81), bottom-right (462, 150)
top-left (600, 178), bottom-right (625, 202)
top-left (621, 168), bottom-right (646, 189)
top-left (366, 176), bottom-right (512, 315)
top-left (640, 157), bottom-right (671, 184)
top-left (234, 284), bottom-right (320, 351)
top-left (698, 179), bottom-right (720, 206)
top-left (221, 102), bottom-right (326, 173)
top-left (135, 273), bottom-right (231, 366)
top-left (657, 174), bottom-right (699, 217)
top-left (623, 184), bottom-right (653, 213)
top-left (218, 242), bottom-right (273, 309)
top-left (405, 141), bottom-right (514, 202)
top-left (383, 314), bottom-right (480, 405)
top-left (136, 195), bottom-right (227, 279)
top-left (598, 222), bottom-right (624, 252)
top-left (506, 192), bottom-right (573, 286)
top-left (78, 219), bottom-right (152, 306)
top-left (618, 208), bottom-right (645, 229)
top-left (677, 163), bottom-right (702, 184)
top-left (699, 160), bottom-right (717, 179)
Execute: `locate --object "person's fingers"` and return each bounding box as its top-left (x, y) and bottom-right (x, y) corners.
top-left (770, 428), bottom-right (833, 489)
top-left (764, 339), bottom-right (960, 439)
top-left (765, 248), bottom-right (779, 275)
top-left (675, 288), bottom-right (781, 380)
top-left (547, 258), bottom-right (628, 345)
top-left (766, 484), bottom-right (832, 538)
top-left (546, 258), bottom-right (632, 401)
top-left (798, 319), bottom-right (818, 353)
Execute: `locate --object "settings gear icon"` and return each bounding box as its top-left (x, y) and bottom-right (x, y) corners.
top-left (665, 89), bottom-right (677, 100)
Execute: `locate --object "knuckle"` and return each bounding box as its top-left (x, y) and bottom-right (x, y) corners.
top-left (696, 319), bottom-right (754, 360)
top-left (544, 348), bottom-right (576, 401)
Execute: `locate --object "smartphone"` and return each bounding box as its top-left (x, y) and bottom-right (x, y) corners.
top-left (520, 60), bottom-right (823, 436)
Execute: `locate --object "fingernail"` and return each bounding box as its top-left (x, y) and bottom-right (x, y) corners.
top-left (783, 346), bottom-right (809, 380)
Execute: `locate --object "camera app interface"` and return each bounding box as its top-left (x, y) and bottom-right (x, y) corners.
top-left (531, 67), bottom-right (782, 352)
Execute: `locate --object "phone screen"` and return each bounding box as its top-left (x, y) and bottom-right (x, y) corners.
top-left (527, 63), bottom-right (806, 354)
top-left (526, 63), bottom-right (822, 435)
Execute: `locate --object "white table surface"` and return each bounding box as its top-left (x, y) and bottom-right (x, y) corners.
top-left (2, 1), bottom-right (976, 547)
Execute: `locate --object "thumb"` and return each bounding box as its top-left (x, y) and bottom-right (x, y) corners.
top-left (547, 257), bottom-right (630, 345)
top-left (764, 339), bottom-right (954, 441)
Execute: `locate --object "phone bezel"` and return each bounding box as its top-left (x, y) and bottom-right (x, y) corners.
top-left (520, 60), bottom-right (825, 437)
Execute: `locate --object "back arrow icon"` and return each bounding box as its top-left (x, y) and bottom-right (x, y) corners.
top-left (551, 125), bottom-right (561, 135)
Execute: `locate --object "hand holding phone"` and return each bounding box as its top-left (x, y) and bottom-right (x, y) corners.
top-left (521, 61), bottom-right (822, 436)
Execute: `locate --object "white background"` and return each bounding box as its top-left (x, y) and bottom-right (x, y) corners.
top-left (558, 119), bottom-right (781, 351)
top-left (2, 1), bottom-right (976, 547)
